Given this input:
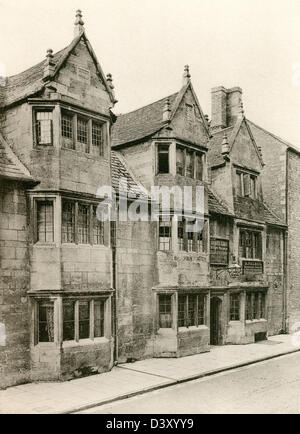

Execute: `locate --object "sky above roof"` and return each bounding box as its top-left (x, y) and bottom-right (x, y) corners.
top-left (1, 0), bottom-right (300, 148)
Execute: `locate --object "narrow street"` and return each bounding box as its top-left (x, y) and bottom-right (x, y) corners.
top-left (78, 352), bottom-right (300, 414)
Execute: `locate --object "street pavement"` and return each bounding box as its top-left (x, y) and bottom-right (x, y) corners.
top-left (78, 352), bottom-right (300, 414)
top-left (0, 334), bottom-right (299, 414)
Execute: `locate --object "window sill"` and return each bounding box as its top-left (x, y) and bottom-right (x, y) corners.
top-left (62, 337), bottom-right (110, 348)
top-left (178, 325), bottom-right (208, 332)
top-left (34, 242), bottom-right (57, 247)
top-left (246, 319), bottom-right (267, 324)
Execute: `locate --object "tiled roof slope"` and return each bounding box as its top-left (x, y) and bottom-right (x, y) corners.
top-left (263, 203), bottom-right (286, 227)
top-left (111, 92), bottom-right (179, 147)
top-left (111, 151), bottom-right (149, 199)
top-left (207, 187), bottom-right (232, 216)
top-left (207, 127), bottom-right (234, 168)
top-left (0, 132), bottom-right (36, 183)
top-left (2, 46), bottom-right (69, 107)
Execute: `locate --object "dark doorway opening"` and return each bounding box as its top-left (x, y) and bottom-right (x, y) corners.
top-left (210, 297), bottom-right (222, 345)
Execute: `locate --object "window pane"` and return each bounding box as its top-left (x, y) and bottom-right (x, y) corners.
top-left (62, 201), bottom-right (75, 243)
top-left (91, 121), bottom-right (103, 156)
top-left (94, 300), bottom-right (105, 338)
top-left (186, 150), bottom-right (194, 178)
top-left (188, 295), bottom-right (197, 326)
top-left (61, 112), bottom-right (74, 149)
top-left (176, 147), bottom-right (185, 175)
top-left (36, 111), bottom-right (53, 145)
top-left (159, 219), bottom-right (171, 251)
top-left (38, 301), bottom-right (54, 342)
top-left (37, 201), bottom-right (54, 243)
top-left (63, 301), bottom-right (75, 341)
top-left (178, 220), bottom-right (184, 251)
top-left (158, 145), bottom-right (169, 173)
top-left (93, 206), bottom-right (104, 245)
top-left (198, 295), bottom-right (205, 325)
top-left (79, 302), bottom-right (90, 339)
top-left (77, 117), bottom-right (88, 151)
top-left (246, 293), bottom-right (252, 320)
top-left (78, 204), bottom-right (89, 244)
top-left (196, 153), bottom-right (203, 181)
top-left (159, 295), bottom-right (172, 328)
top-left (230, 293), bottom-right (240, 321)
top-left (178, 295), bottom-right (186, 327)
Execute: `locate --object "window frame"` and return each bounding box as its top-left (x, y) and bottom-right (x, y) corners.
top-left (62, 297), bottom-right (108, 343)
top-left (157, 143), bottom-right (170, 174)
top-left (239, 229), bottom-right (262, 260)
top-left (34, 198), bottom-right (55, 244)
top-left (245, 291), bottom-right (267, 321)
top-left (236, 169), bottom-right (258, 199)
top-left (177, 294), bottom-right (206, 328)
top-left (33, 108), bottom-right (54, 147)
top-left (159, 217), bottom-right (172, 251)
top-left (229, 293), bottom-right (240, 321)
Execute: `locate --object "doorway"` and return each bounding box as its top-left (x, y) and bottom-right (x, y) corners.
top-left (210, 297), bottom-right (222, 345)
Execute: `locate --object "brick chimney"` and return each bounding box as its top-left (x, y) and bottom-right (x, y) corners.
top-left (210, 86), bottom-right (243, 132)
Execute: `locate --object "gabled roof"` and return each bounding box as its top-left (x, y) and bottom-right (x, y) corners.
top-left (111, 151), bottom-right (149, 200)
top-left (1, 31), bottom-right (116, 108)
top-left (111, 92), bottom-right (179, 148)
top-left (0, 132), bottom-right (37, 183)
top-left (207, 117), bottom-right (264, 169)
top-left (111, 81), bottom-right (210, 148)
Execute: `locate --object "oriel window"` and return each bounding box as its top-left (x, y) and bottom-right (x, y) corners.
top-left (158, 144), bottom-right (169, 174)
top-left (36, 200), bottom-right (54, 243)
top-left (35, 110), bottom-right (53, 145)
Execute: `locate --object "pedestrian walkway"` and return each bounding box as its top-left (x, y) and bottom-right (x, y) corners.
top-left (0, 334), bottom-right (298, 414)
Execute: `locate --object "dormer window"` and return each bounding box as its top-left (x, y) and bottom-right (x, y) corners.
top-left (157, 144), bottom-right (170, 174)
top-left (236, 170), bottom-right (257, 199)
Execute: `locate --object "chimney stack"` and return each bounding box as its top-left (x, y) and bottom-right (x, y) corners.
top-left (210, 86), bottom-right (243, 132)
top-left (74, 10), bottom-right (85, 38)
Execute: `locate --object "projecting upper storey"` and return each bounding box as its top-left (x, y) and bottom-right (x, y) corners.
top-left (207, 86), bottom-right (285, 228)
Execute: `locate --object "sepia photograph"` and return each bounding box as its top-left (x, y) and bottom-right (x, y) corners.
top-left (1, 0), bottom-right (300, 419)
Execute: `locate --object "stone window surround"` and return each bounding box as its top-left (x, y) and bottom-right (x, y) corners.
top-left (154, 140), bottom-right (207, 180)
top-left (158, 213), bottom-right (208, 254)
top-left (235, 165), bottom-right (259, 199)
top-left (154, 288), bottom-right (210, 332)
top-left (32, 106), bottom-right (55, 147)
top-left (227, 288), bottom-right (268, 324)
top-left (29, 293), bottom-right (113, 348)
top-left (30, 193), bottom-right (109, 247)
top-left (30, 103), bottom-right (109, 156)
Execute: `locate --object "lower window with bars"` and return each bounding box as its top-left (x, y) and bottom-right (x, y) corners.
top-left (178, 294), bottom-right (206, 328)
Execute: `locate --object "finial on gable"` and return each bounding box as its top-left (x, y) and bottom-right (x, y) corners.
top-left (238, 100), bottom-right (244, 118)
top-left (74, 9), bottom-right (85, 38)
top-left (43, 49), bottom-right (55, 82)
top-left (221, 132), bottom-right (230, 156)
top-left (106, 73), bottom-right (117, 103)
top-left (163, 98), bottom-right (171, 122)
top-left (182, 65), bottom-right (191, 86)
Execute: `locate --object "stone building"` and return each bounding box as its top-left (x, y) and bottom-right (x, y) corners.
top-left (0, 11), bottom-right (290, 388)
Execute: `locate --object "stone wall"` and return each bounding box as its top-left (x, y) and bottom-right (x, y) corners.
top-left (0, 180), bottom-right (30, 388)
